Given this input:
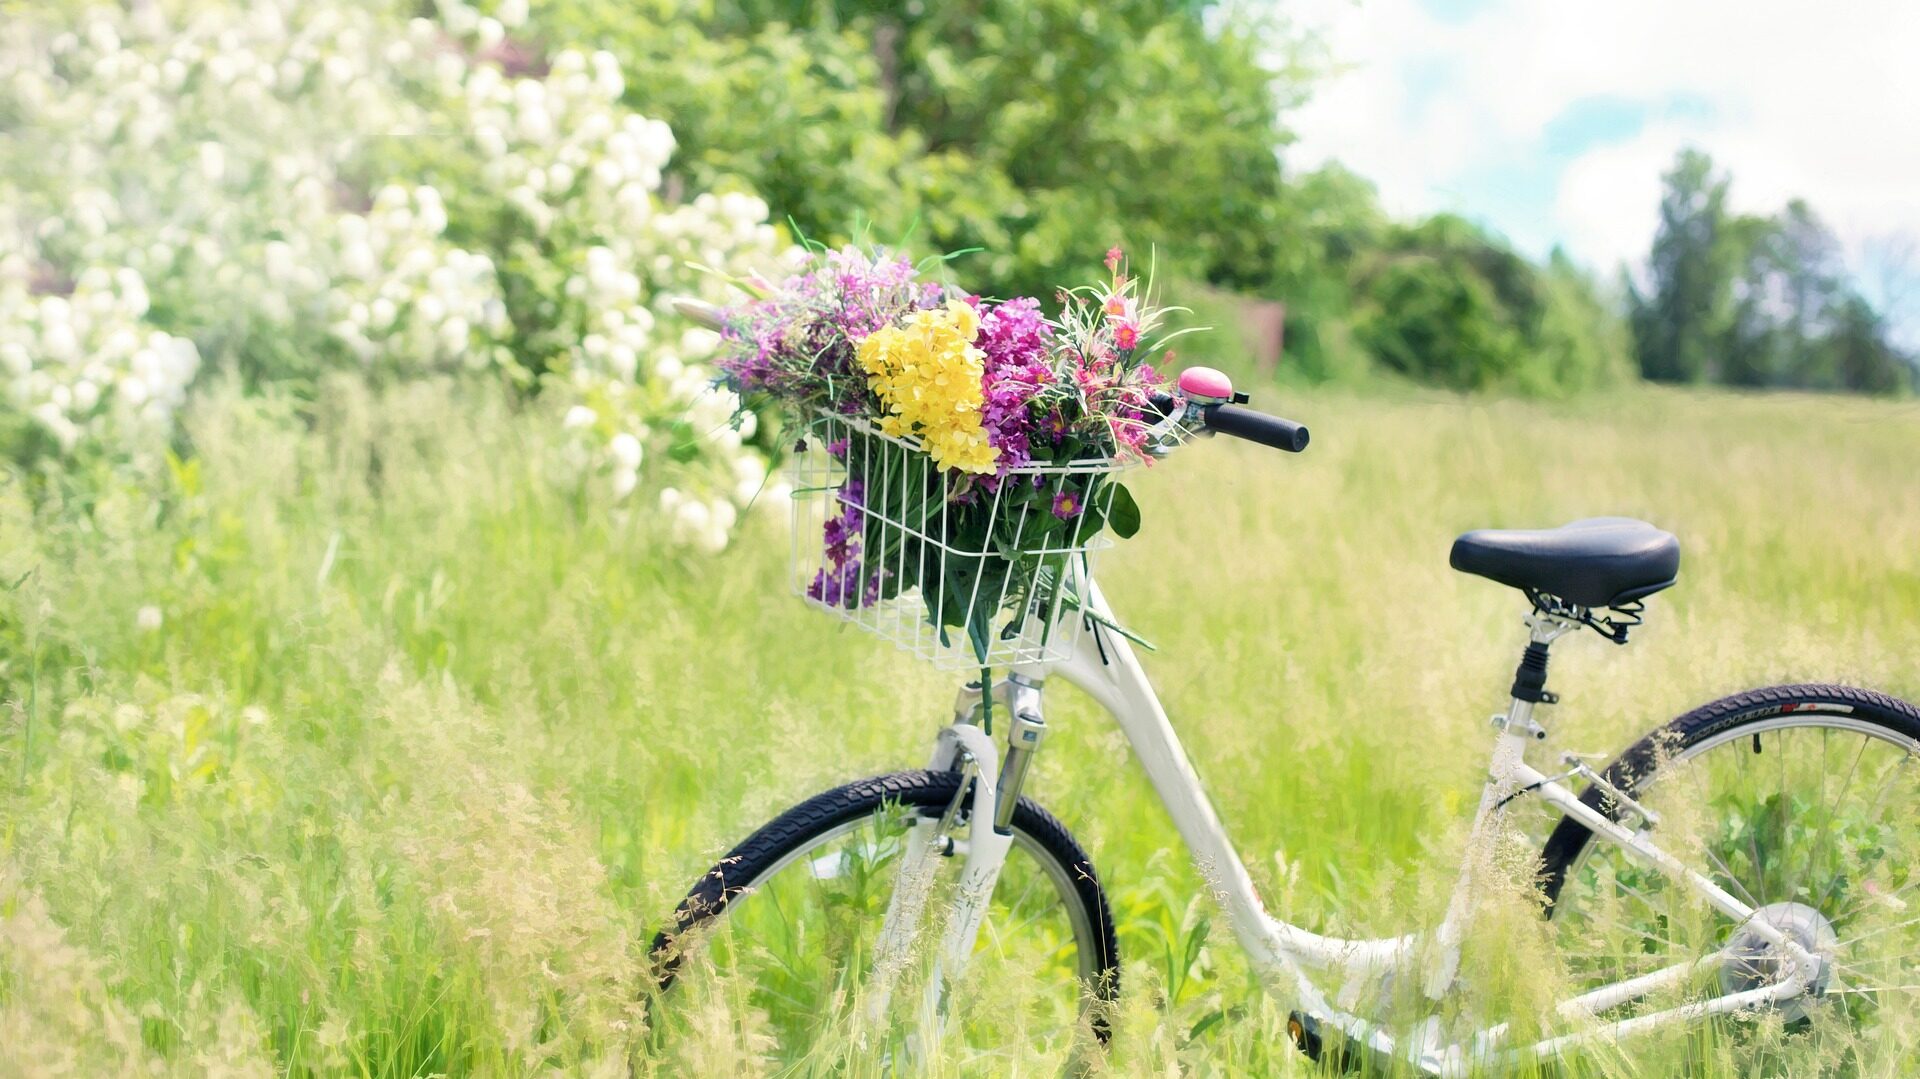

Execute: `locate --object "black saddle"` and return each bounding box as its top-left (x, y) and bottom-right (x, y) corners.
top-left (1450, 517), bottom-right (1680, 609)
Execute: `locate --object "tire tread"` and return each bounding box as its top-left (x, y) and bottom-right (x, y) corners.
top-left (1539, 683), bottom-right (1920, 911)
top-left (650, 769), bottom-right (1120, 1014)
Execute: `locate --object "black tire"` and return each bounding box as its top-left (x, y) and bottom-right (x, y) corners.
top-left (651, 769), bottom-right (1120, 1039)
top-left (1539, 683), bottom-right (1920, 914)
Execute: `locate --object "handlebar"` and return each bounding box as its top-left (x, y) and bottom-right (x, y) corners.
top-left (1198, 403), bottom-right (1310, 453)
top-left (1146, 389), bottom-right (1311, 454)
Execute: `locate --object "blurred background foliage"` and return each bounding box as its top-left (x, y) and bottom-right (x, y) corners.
top-left (539, 0), bottom-right (1300, 295)
top-left (1630, 149), bottom-right (1914, 395)
top-left (4, 0), bottom-right (1913, 503)
top-left (534, 0), bottom-right (1911, 397)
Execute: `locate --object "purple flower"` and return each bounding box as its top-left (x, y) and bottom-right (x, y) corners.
top-left (714, 246), bottom-right (941, 408)
top-left (978, 297), bottom-right (1051, 368)
top-left (1051, 489), bottom-right (1084, 520)
top-left (822, 514), bottom-right (856, 563)
top-left (805, 475), bottom-right (882, 610)
top-left (807, 564), bottom-right (854, 608)
top-left (807, 559), bottom-right (885, 609)
top-left (975, 297), bottom-right (1055, 482)
top-left (1042, 411), bottom-right (1069, 443)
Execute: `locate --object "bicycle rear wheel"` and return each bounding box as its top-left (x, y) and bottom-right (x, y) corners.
top-left (650, 770), bottom-right (1119, 1068)
top-left (1540, 685), bottom-right (1920, 1063)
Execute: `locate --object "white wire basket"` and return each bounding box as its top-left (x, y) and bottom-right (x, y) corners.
top-left (788, 409), bottom-right (1124, 670)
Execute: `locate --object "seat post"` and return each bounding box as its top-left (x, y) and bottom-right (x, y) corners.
top-left (1438, 606), bottom-right (1585, 997)
top-left (1511, 639), bottom-right (1556, 705)
top-left (1498, 610), bottom-right (1582, 735)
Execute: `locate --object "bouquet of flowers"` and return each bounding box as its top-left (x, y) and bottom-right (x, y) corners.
top-left (705, 245), bottom-right (1181, 666)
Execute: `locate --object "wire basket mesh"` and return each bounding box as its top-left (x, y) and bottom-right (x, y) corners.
top-left (788, 409), bottom-right (1122, 670)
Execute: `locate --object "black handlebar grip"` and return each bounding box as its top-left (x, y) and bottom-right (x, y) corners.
top-left (1201, 403), bottom-right (1310, 453)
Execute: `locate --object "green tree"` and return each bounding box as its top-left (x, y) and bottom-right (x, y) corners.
top-left (1826, 295), bottom-right (1914, 394)
top-left (527, 0), bottom-right (1632, 395)
top-left (1539, 248), bottom-right (1636, 392)
top-left (532, 0), bottom-right (1304, 299)
top-left (1350, 215), bottom-right (1626, 393)
top-left (1351, 216), bottom-right (1527, 391)
top-left (1722, 200), bottom-right (1848, 388)
top-left (1629, 148), bottom-right (1740, 384)
top-left (1631, 150), bottom-right (1911, 396)
top-left (1265, 163), bottom-right (1387, 381)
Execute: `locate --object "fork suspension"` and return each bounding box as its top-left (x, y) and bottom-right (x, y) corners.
top-left (993, 675), bottom-right (1049, 833)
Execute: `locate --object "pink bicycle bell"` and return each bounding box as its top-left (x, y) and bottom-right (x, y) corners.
top-left (1177, 366), bottom-right (1235, 405)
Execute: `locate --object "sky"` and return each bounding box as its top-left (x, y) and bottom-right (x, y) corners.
top-left (1282, 0), bottom-right (1920, 335)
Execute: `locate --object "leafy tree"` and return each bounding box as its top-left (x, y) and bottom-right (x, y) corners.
top-left (1351, 216), bottom-right (1628, 393)
top-left (526, 0), bottom-right (1635, 395)
top-left (529, 2), bottom-right (919, 238)
top-left (1774, 200), bottom-right (1849, 380)
top-left (1265, 163), bottom-right (1387, 381)
top-left (1354, 215), bottom-right (1534, 390)
top-left (1722, 200), bottom-right (1848, 388)
top-left (1633, 149), bottom-right (1914, 395)
top-left (1826, 295), bottom-right (1914, 395)
top-left (1629, 149), bottom-right (1739, 384)
top-left (531, 0), bottom-right (1302, 299)
top-left (1539, 249), bottom-right (1637, 392)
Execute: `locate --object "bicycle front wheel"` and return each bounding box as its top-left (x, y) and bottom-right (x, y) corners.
top-left (1540, 684), bottom-right (1920, 1063)
top-left (650, 770), bottom-right (1119, 1068)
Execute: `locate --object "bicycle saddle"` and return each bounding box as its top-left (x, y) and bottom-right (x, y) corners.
top-left (1450, 517), bottom-right (1680, 608)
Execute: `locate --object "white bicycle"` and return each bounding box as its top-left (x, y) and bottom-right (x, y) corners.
top-left (650, 368), bottom-right (1920, 1074)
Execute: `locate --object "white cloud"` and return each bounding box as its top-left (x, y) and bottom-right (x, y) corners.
top-left (1285, 0), bottom-right (1920, 283)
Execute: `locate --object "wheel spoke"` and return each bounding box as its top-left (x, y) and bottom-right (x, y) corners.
top-left (1815, 753), bottom-right (1915, 913)
top-left (1836, 913), bottom-right (1920, 948)
top-left (1548, 710), bottom-right (1920, 1067)
top-left (1702, 845), bottom-right (1762, 910)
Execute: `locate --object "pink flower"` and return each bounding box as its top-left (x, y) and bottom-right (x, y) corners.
top-left (1113, 320), bottom-right (1139, 350)
top-left (1103, 294), bottom-right (1127, 318)
top-left (1104, 246), bottom-right (1123, 273)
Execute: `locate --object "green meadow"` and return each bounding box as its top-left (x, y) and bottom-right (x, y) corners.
top-left (4, 379), bottom-right (1918, 1076)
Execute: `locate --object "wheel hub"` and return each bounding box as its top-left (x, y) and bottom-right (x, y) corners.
top-left (1720, 901), bottom-right (1837, 1020)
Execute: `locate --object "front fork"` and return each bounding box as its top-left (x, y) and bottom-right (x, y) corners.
top-left (864, 674), bottom-right (1052, 1037)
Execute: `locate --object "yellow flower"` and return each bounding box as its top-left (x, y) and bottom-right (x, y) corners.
top-left (944, 296), bottom-right (979, 340)
top-left (855, 300), bottom-right (998, 474)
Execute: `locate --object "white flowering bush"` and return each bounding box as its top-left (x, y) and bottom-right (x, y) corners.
top-left (433, 31), bottom-right (794, 543)
top-left (266, 183), bottom-right (512, 373)
top-left (0, 252), bottom-right (199, 454)
top-left (0, 0), bottom-right (792, 549)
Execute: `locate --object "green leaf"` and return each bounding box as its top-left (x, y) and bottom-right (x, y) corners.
top-left (1184, 914), bottom-right (1211, 974)
top-left (1106, 483), bottom-right (1141, 539)
top-left (1187, 1009), bottom-right (1226, 1042)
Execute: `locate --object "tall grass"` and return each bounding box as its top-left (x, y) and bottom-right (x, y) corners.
top-left (2, 376), bottom-right (1917, 1075)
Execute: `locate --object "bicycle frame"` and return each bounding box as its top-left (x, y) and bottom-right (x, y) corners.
top-left (884, 579), bottom-right (1823, 1076)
